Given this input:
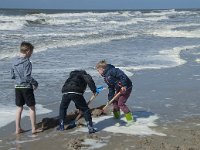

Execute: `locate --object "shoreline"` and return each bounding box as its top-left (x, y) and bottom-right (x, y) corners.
top-left (1, 114), bottom-right (200, 150)
top-left (1, 49), bottom-right (200, 149)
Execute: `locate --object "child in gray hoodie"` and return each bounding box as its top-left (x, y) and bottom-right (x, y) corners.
top-left (11, 41), bottom-right (42, 134)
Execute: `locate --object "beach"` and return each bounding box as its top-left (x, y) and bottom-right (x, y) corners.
top-left (0, 48), bottom-right (200, 150)
top-left (1, 117), bottom-right (200, 150)
top-left (0, 8), bottom-right (200, 150)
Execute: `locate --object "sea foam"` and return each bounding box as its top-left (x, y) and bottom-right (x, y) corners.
top-left (0, 104), bottom-right (52, 128)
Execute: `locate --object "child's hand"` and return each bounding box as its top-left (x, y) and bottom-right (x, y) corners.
top-left (96, 86), bottom-right (103, 94)
top-left (120, 86), bottom-right (126, 93)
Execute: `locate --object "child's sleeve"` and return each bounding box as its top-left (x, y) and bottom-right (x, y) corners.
top-left (24, 61), bottom-right (38, 87)
top-left (83, 74), bottom-right (97, 94)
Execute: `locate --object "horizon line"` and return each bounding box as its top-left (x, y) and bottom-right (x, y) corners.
top-left (0, 7), bottom-right (199, 11)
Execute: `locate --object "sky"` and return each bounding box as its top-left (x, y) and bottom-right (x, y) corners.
top-left (0, 0), bottom-right (200, 10)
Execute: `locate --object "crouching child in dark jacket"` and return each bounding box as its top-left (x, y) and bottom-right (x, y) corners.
top-left (57, 70), bottom-right (97, 134)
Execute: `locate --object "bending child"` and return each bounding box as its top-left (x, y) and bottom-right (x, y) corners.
top-left (11, 41), bottom-right (42, 134)
top-left (96, 60), bottom-right (134, 126)
top-left (57, 70), bottom-right (97, 134)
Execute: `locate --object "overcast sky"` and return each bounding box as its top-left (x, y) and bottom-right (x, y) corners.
top-left (0, 0), bottom-right (200, 10)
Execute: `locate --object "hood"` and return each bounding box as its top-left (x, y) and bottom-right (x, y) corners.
top-left (103, 64), bottom-right (115, 76)
top-left (13, 57), bottom-right (29, 66)
top-left (69, 70), bottom-right (87, 76)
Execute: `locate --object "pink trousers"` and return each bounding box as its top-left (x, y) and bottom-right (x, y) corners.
top-left (112, 87), bottom-right (132, 114)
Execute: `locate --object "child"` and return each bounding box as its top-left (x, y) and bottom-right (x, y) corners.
top-left (96, 60), bottom-right (134, 126)
top-left (11, 41), bottom-right (42, 134)
top-left (57, 70), bottom-right (97, 134)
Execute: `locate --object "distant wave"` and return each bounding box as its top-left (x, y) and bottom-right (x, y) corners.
top-left (0, 32), bottom-right (137, 60)
top-left (151, 24), bottom-right (200, 38)
top-left (0, 10), bottom-right (170, 30)
top-left (26, 18), bottom-right (46, 25)
top-left (0, 9), bottom-right (200, 61)
top-left (34, 33), bottom-right (137, 53)
top-left (0, 20), bottom-right (26, 30)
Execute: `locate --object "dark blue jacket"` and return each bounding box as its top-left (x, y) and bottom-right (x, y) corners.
top-left (102, 64), bottom-right (132, 101)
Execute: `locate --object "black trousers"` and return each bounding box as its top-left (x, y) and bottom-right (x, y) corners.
top-left (59, 93), bottom-right (92, 124)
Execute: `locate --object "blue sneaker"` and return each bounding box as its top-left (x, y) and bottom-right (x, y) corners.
top-left (57, 120), bottom-right (64, 131)
top-left (87, 125), bottom-right (97, 134)
top-left (57, 125), bottom-right (64, 131)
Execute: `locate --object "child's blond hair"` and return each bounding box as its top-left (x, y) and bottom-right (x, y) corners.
top-left (20, 41), bottom-right (34, 54)
top-left (96, 60), bottom-right (107, 69)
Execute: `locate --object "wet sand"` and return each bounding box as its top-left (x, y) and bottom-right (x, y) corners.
top-left (0, 115), bottom-right (200, 150)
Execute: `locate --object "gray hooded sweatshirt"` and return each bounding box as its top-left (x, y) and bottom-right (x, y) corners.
top-left (11, 56), bottom-right (38, 88)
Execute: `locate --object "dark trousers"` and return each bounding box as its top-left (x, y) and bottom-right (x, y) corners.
top-left (59, 93), bottom-right (92, 124)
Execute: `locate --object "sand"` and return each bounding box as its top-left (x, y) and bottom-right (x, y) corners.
top-left (0, 110), bottom-right (200, 150)
top-left (28, 116), bottom-right (200, 150)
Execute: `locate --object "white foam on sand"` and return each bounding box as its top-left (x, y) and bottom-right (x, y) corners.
top-left (13, 138), bottom-right (41, 144)
top-left (76, 114), bottom-right (166, 136)
top-left (81, 139), bottom-right (107, 150)
top-left (0, 104), bottom-right (52, 128)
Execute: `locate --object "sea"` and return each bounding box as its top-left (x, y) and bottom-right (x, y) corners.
top-left (0, 8), bottom-right (200, 129)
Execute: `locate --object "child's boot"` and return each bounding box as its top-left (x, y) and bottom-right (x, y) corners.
top-left (67, 120), bottom-right (77, 129)
top-left (113, 111), bottom-right (121, 126)
top-left (57, 119), bottom-right (64, 131)
top-left (87, 121), bottom-right (97, 134)
top-left (113, 111), bottom-right (120, 119)
top-left (125, 112), bottom-right (134, 127)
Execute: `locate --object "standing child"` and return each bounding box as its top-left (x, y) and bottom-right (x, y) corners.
top-left (96, 60), bottom-right (134, 126)
top-left (11, 41), bottom-right (42, 134)
top-left (57, 70), bottom-right (97, 134)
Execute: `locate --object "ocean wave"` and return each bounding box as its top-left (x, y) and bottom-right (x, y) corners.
top-left (32, 11), bottom-right (120, 18)
top-left (26, 18), bottom-right (46, 25)
top-left (0, 10), bottom-right (170, 30)
top-left (23, 31), bottom-right (99, 38)
top-left (151, 25), bottom-right (200, 38)
top-left (34, 33), bottom-right (137, 53)
top-left (195, 58), bottom-right (200, 63)
top-left (117, 45), bottom-right (200, 71)
top-left (143, 9), bottom-right (177, 17)
top-left (0, 14), bottom-right (41, 30)
top-left (0, 20), bottom-right (26, 30)
top-left (0, 32), bottom-right (137, 60)
top-left (144, 9), bottom-right (198, 18)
